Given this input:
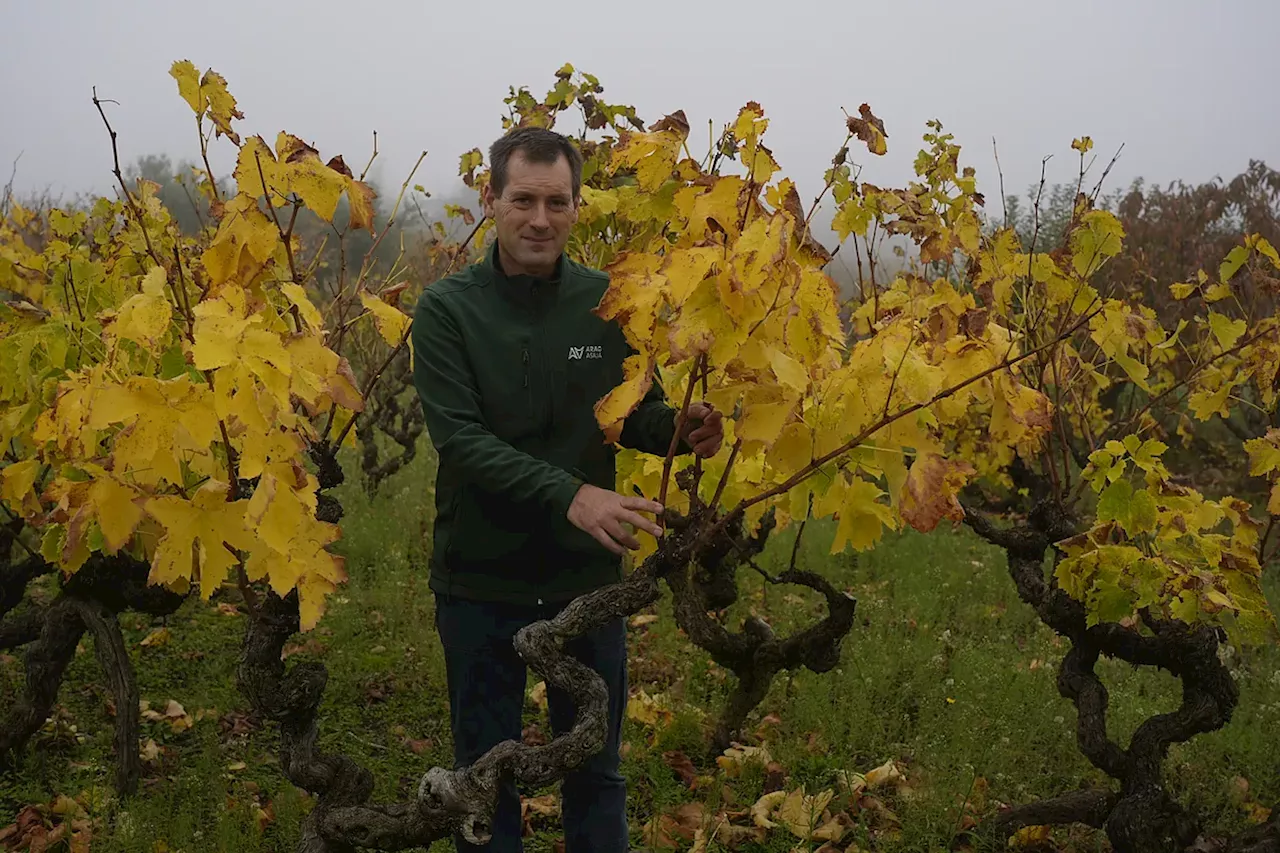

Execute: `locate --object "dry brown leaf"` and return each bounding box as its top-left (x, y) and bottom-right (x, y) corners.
top-left (663, 750), bottom-right (698, 788)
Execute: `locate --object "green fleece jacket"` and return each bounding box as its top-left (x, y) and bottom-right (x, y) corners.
top-left (411, 241), bottom-right (680, 604)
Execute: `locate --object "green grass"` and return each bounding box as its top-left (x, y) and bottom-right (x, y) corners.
top-left (2, 445), bottom-right (1278, 852)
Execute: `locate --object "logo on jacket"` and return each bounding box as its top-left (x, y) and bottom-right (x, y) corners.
top-left (568, 345), bottom-right (603, 360)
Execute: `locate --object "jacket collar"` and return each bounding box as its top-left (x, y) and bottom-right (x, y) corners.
top-left (486, 240), bottom-right (564, 294)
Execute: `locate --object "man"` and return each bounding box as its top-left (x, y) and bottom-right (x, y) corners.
top-left (411, 126), bottom-right (723, 853)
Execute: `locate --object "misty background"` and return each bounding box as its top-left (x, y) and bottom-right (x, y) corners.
top-left (2, 0), bottom-right (1277, 241)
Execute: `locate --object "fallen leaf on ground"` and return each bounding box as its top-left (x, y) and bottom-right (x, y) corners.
top-left (752, 786), bottom-right (841, 841)
top-left (663, 750), bottom-right (697, 787)
top-left (627, 688), bottom-right (675, 729)
top-left (528, 680), bottom-right (548, 712)
top-left (1010, 825), bottom-right (1052, 846)
top-left (717, 742), bottom-right (773, 777)
top-left (139, 627), bottom-right (172, 647)
top-left (642, 802), bottom-right (706, 851)
top-left (864, 758), bottom-right (905, 789)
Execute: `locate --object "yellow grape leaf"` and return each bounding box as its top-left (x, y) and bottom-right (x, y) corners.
top-left (360, 292), bottom-right (411, 346)
top-left (78, 376), bottom-right (219, 488)
top-left (613, 126), bottom-right (685, 192)
top-left (745, 144), bottom-right (780, 185)
top-left (1071, 136), bottom-right (1094, 153)
top-left (595, 354), bottom-right (654, 444)
top-left (662, 246), bottom-right (719, 308)
top-left (735, 387), bottom-right (796, 447)
top-left (89, 477), bottom-right (144, 553)
top-left (1245, 432), bottom-right (1280, 477)
top-left (110, 292), bottom-right (173, 353)
top-left (1208, 311), bottom-right (1247, 350)
top-left (201, 193), bottom-right (278, 286)
top-left (169, 60), bottom-right (204, 114)
top-left (717, 743), bottom-right (773, 777)
top-left (989, 374), bottom-right (1053, 447)
top-left (596, 253), bottom-right (665, 346)
top-left (458, 148), bottom-right (484, 180)
top-left (831, 197), bottom-right (872, 241)
top-left (732, 102), bottom-right (768, 147)
top-left (146, 481), bottom-right (257, 599)
top-left (298, 565), bottom-right (346, 632)
top-left (286, 333), bottom-right (364, 414)
top-left (768, 347), bottom-right (809, 394)
top-left (243, 482), bottom-right (346, 632)
top-left (280, 282), bottom-right (324, 331)
top-left (1204, 282), bottom-right (1232, 302)
top-left (678, 175), bottom-right (746, 242)
top-left (284, 154), bottom-right (347, 223)
top-left (238, 426), bottom-right (304, 482)
top-left (0, 458), bottom-right (42, 516)
top-left (1169, 282), bottom-right (1196, 300)
top-left (234, 136), bottom-right (287, 202)
top-left (766, 421), bottom-right (812, 476)
top-left (579, 186), bottom-right (619, 219)
top-left (1249, 233), bottom-right (1279, 265)
top-left (1069, 210), bottom-right (1124, 277)
top-left (899, 453), bottom-right (976, 533)
top-left (199, 68), bottom-right (243, 144)
top-left (1219, 245), bottom-right (1250, 282)
top-left (831, 476), bottom-right (896, 553)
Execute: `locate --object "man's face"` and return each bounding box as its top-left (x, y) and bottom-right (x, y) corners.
top-left (482, 150), bottom-right (578, 278)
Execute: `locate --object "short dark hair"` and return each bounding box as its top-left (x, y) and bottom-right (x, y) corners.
top-left (488, 127), bottom-right (583, 200)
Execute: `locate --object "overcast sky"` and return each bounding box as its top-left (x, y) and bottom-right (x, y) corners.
top-left (3, 0), bottom-right (1277, 216)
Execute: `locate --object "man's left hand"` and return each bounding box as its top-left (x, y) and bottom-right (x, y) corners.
top-left (679, 401), bottom-right (724, 458)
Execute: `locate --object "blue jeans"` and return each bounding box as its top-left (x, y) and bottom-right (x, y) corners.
top-left (434, 594), bottom-right (629, 853)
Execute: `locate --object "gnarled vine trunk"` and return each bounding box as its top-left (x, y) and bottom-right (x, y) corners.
top-left (965, 501), bottom-right (1276, 853)
top-left (0, 552), bottom-right (185, 794)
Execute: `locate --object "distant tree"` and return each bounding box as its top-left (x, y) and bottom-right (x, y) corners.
top-left (123, 153), bottom-right (227, 235)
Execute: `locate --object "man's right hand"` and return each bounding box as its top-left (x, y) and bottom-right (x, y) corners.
top-left (567, 483), bottom-right (664, 556)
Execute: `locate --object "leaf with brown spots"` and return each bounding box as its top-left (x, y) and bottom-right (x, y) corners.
top-left (846, 103), bottom-right (888, 155)
top-left (899, 453), bottom-right (976, 533)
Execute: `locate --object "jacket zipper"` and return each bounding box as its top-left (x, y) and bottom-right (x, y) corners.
top-left (522, 346), bottom-right (532, 422)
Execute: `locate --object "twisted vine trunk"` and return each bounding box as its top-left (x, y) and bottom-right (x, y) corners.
top-left (964, 502), bottom-right (1275, 853)
top-left (664, 509), bottom-right (858, 754)
top-left (668, 560), bottom-right (857, 754)
top-left (354, 350), bottom-right (423, 494)
top-left (236, 447), bottom-right (715, 851)
top-left (0, 553), bottom-right (185, 793)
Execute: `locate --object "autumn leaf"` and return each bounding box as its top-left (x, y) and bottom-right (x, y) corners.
top-left (594, 353), bottom-right (654, 443)
top-left (347, 179), bottom-right (377, 231)
top-left (899, 453), bottom-right (976, 533)
top-left (360, 292), bottom-right (410, 346)
top-left (847, 103), bottom-right (888, 155)
top-left (139, 627), bottom-right (172, 648)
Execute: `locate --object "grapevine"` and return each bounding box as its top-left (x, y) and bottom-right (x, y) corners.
top-left (1, 60), bottom-right (1277, 852)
